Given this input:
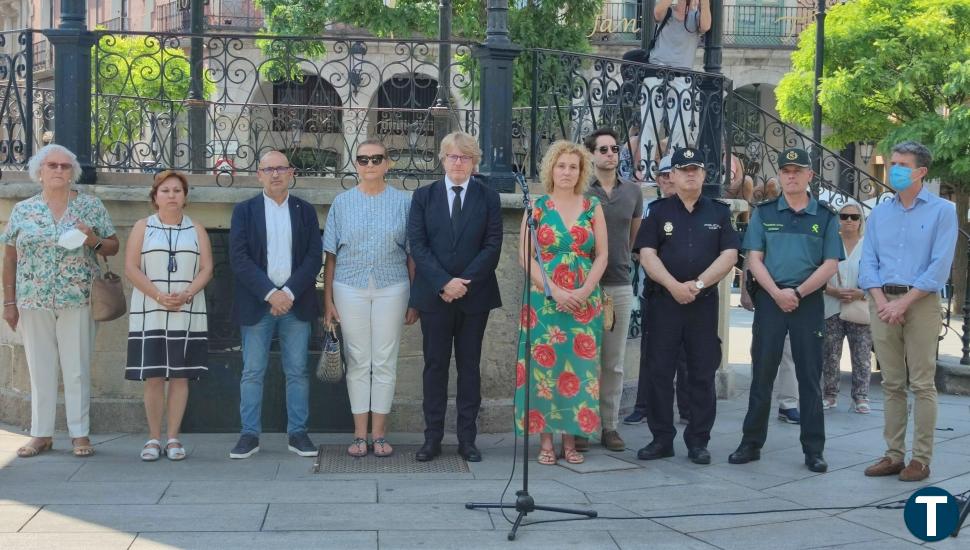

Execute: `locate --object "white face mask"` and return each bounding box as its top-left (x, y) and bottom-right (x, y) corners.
top-left (57, 228), bottom-right (86, 250)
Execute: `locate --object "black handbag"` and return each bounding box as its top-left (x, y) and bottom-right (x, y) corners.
top-left (316, 323), bottom-right (346, 384)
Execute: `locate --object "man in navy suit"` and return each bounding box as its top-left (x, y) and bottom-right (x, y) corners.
top-left (228, 150), bottom-right (322, 459)
top-left (409, 131), bottom-right (503, 462)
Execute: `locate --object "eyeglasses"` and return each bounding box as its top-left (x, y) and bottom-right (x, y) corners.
top-left (356, 154), bottom-right (386, 166)
top-left (839, 214), bottom-right (861, 221)
top-left (258, 166), bottom-right (293, 175)
top-left (44, 162), bottom-right (72, 171)
top-left (445, 154), bottom-right (474, 164)
top-left (596, 145), bottom-right (621, 154)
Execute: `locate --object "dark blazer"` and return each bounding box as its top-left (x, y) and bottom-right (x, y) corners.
top-left (408, 178), bottom-right (503, 313)
top-left (229, 193), bottom-right (322, 326)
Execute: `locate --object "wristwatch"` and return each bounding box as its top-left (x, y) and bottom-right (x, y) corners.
top-left (793, 288), bottom-right (803, 300)
top-left (93, 238), bottom-right (104, 251)
top-left (694, 280), bottom-right (705, 290)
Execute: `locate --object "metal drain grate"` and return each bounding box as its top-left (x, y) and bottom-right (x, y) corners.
top-left (312, 445), bottom-right (471, 474)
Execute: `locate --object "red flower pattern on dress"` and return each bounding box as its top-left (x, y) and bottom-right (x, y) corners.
top-left (528, 409), bottom-right (546, 433)
top-left (552, 264), bottom-right (577, 289)
top-left (569, 225), bottom-right (589, 246)
top-left (540, 251), bottom-right (554, 263)
top-left (577, 406), bottom-right (600, 434)
top-left (537, 225), bottom-right (556, 247)
top-left (532, 344), bottom-right (556, 368)
top-left (573, 333), bottom-right (597, 360)
top-left (548, 326), bottom-right (567, 344)
top-left (516, 361), bottom-right (526, 388)
top-left (557, 371), bottom-right (581, 398)
top-left (572, 302), bottom-right (597, 324)
top-left (520, 305), bottom-right (538, 329)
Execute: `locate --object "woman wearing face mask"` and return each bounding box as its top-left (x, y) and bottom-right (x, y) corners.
top-left (125, 171), bottom-right (213, 461)
top-left (2, 144), bottom-right (119, 458)
top-left (821, 202), bottom-right (872, 413)
top-left (323, 139), bottom-right (417, 458)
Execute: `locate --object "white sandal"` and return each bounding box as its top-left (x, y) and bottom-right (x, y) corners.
top-left (141, 439), bottom-right (161, 462)
top-left (165, 438), bottom-right (186, 461)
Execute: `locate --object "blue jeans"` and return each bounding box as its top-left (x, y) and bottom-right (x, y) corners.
top-left (239, 312), bottom-right (311, 436)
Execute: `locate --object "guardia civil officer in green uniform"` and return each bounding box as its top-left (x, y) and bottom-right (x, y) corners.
top-left (729, 148), bottom-right (842, 473)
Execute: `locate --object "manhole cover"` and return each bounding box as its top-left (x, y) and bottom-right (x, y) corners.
top-left (312, 445), bottom-right (471, 474)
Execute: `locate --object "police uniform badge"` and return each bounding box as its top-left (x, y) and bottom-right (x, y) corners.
top-left (663, 221), bottom-right (673, 235)
top-left (786, 150), bottom-right (798, 161)
top-left (683, 150), bottom-right (694, 159)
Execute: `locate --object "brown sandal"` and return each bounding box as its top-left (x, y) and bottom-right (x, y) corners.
top-left (537, 447), bottom-right (558, 465)
top-left (562, 447), bottom-right (584, 465)
top-left (17, 438), bottom-right (53, 458)
top-left (71, 437), bottom-right (95, 457)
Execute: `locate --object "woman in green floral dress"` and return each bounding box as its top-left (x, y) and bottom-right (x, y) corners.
top-left (514, 141), bottom-right (609, 466)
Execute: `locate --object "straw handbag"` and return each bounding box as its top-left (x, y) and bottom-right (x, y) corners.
top-left (91, 257), bottom-right (126, 322)
top-left (316, 322), bottom-right (346, 383)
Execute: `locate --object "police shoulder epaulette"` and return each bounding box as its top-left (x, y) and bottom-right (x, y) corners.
top-left (754, 197), bottom-right (779, 208)
top-left (713, 198), bottom-right (732, 208)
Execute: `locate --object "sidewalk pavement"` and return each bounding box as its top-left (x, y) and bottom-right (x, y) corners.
top-left (1, 371), bottom-right (968, 550)
top-left (1, 298), bottom-right (968, 549)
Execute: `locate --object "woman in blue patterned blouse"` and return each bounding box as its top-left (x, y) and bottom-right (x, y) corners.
top-left (323, 139), bottom-right (418, 457)
top-left (2, 144), bottom-right (120, 458)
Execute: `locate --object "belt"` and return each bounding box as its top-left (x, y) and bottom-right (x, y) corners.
top-left (882, 284), bottom-right (912, 295)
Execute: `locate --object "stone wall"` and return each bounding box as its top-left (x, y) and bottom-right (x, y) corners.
top-left (0, 172), bottom-right (652, 434)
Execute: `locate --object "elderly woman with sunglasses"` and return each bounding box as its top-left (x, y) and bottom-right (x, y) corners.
top-left (323, 139), bottom-right (418, 457)
top-left (821, 202), bottom-right (873, 414)
top-left (2, 144), bottom-right (119, 458)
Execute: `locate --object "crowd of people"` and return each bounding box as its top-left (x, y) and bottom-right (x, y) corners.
top-left (2, 131), bottom-right (958, 483)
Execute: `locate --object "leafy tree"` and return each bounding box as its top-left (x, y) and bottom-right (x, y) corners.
top-left (776, 0), bottom-right (970, 314)
top-left (92, 33), bottom-right (215, 154)
top-left (254, 0), bottom-right (602, 103)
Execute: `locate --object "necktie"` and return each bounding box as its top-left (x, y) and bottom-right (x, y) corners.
top-left (451, 185), bottom-right (463, 234)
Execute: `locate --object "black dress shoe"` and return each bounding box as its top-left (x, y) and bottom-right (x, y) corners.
top-left (728, 443), bottom-right (761, 464)
top-left (636, 441), bottom-right (675, 461)
top-left (458, 442), bottom-right (482, 462)
top-left (687, 447), bottom-right (711, 465)
top-left (805, 453), bottom-right (828, 473)
top-left (415, 441), bottom-right (441, 462)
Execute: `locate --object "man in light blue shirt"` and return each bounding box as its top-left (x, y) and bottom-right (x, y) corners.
top-left (858, 141), bottom-right (958, 482)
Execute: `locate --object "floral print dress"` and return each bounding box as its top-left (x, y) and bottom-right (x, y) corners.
top-left (514, 195), bottom-right (603, 437)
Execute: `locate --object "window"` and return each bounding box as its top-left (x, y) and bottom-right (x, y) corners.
top-left (272, 75), bottom-right (343, 134)
top-left (375, 74), bottom-right (437, 137)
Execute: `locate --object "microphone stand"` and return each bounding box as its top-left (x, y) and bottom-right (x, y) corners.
top-left (466, 173), bottom-right (597, 540)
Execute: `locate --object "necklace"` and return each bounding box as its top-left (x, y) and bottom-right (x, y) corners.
top-left (162, 215), bottom-right (184, 273)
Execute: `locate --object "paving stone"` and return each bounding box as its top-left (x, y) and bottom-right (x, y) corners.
top-left (69, 457), bottom-right (281, 481)
top-left (763, 468), bottom-right (929, 509)
top-left (648, 497), bottom-right (830, 533)
top-left (0, 462), bottom-right (82, 482)
top-left (803, 538), bottom-right (923, 550)
top-left (553, 462), bottom-right (705, 494)
top-left (486, 504), bottom-right (670, 532)
top-left (130, 531), bottom-right (377, 549)
top-left (588, 481), bottom-right (765, 512)
top-left (0, 481), bottom-right (169, 505)
top-left (610, 529), bottom-right (722, 549)
top-left (378, 479), bottom-right (587, 504)
top-left (690, 516), bottom-right (890, 550)
top-left (377, 530), bottom-right (619, 549)
top-left (0, 504), bottom-right (39, 533)
top-left (21, 504), bottom-right (267, 533)
top-left (0, 532), bottom-right (136, 549)
top-left (262, 503), bottom-right (494, 531)
top-left (161, 479), bottom-right (377, 504)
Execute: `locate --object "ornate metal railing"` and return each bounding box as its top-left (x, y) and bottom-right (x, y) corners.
top-left (0, 30), bottom-right (36, 170)
top-left (90, 31), bottom-right (478, 188)
top-left (100, 17), bottom-right (131, 31)
top-left (32, 38), bottom-right (50, 73)
top-left (526, 48), bottom-right (731, 186)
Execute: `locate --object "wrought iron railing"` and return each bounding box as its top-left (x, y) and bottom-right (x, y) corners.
top-left (0, 30), bottom-right (36, 170)
top-left (90, 31), bottom-right (478, 188)
top-left (206, 13), bottom-right (265, 32)
top-left (152, 2), bottom-right (265, 33)
top-left (32, 38), bottom-right (50, 72)
top-left (100, 17), bottom-right (131, 31)
top-left (592, 2), bottom-right (813, 48)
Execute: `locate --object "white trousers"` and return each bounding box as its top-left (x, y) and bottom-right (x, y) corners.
top-left (776, 335), bottom-right (799, 409)
top-left (19, 306), bottom-right (95, 438)
top-left (640, 75), bottom-right (697, 172)
top-left (600, 284), bottom-right (635, 430)
top-left (333, 279), bottom-right (409, 415)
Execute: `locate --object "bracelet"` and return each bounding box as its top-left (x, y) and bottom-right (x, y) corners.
top-left (793, 288), bottom-right (803, 300)
top-left (3, 301), bottom-right (15, 306)
top-left (93, 238), bottom-right (104, 251)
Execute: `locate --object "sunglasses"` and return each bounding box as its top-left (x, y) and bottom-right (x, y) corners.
top-left (44, 162), bottom-right (72, 171)
top-left (258, 166), bottom-right (293, 175)
top-left (839, 214), bottom-right (861, 221)
top-left (597, 145), bottom-right (621, 154)
top-left (356, 154), bottom-right (386, 166)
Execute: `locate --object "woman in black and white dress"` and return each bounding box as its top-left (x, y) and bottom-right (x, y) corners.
top-left (125, 170), bottom-right (213, 461)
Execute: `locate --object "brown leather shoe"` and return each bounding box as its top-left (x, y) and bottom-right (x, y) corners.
top-left (601, 430), bottom-right (625, 452)
top-left (864, 457), bottom-right (905, 477)
top-left (899, 460), bottom-right (930, 482)
top-left (574, 436), bottom-right (589, 452)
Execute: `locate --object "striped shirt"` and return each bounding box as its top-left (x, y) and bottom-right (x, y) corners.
top-left (323, 185), bottom-right (411, 289)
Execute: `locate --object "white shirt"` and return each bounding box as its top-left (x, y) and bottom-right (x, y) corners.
top-left (823, 237), bottom-right (865, 319)
top-left (263, 192), bottom-right (294, 301)
top-left (445, 176), bottom-right (470, 217)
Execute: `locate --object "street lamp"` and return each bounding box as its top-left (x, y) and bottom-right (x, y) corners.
top-left (859, 141), bottom-right (875, 165)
